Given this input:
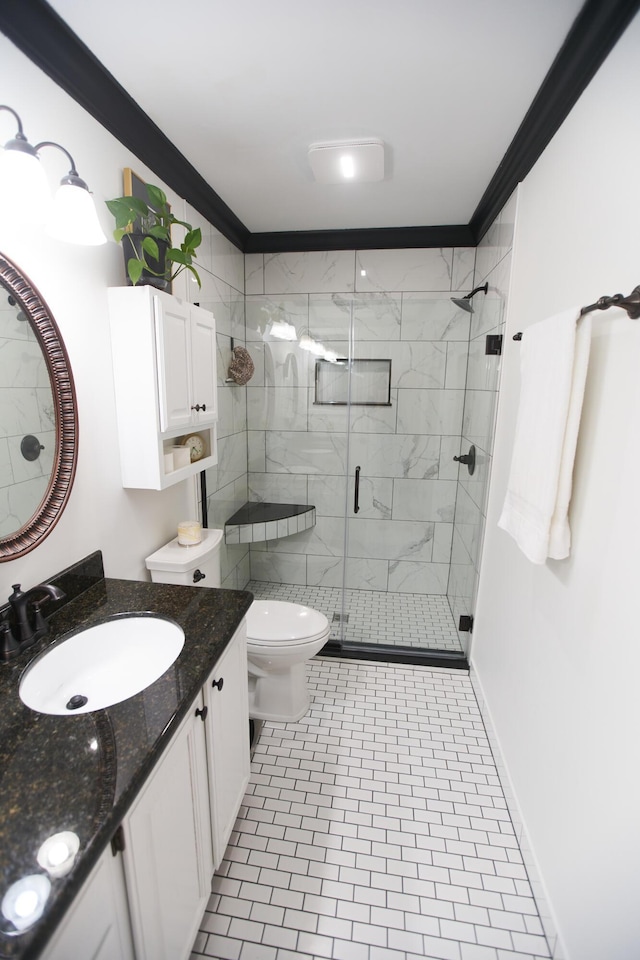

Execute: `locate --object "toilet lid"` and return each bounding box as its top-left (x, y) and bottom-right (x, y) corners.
top-left (247, 601), bottom-right (330, 644)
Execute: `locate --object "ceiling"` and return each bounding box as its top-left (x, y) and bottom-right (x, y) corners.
top-left (43, 0), bottom-right (585, 237)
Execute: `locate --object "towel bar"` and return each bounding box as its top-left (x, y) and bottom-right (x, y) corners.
top-left (513, 283), bottom-right (640, 340)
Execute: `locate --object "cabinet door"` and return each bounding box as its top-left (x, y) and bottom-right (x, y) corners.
top-left (122, 697), bottom-right (213, 960)
top-left (154, 294), bottom-right (193, 432)
top-left (205, 623), bottom-right (251, 868)
top-left (41, 846), bottom-right (134, 960)
top-left (190, 306), bottom-right (217, 422)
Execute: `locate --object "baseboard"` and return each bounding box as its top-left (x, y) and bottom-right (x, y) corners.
top-left (470, 664), bottom-right (567, 960)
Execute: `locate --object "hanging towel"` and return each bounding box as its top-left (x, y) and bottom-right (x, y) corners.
top-left (498, 308), bottom-right (592, 563)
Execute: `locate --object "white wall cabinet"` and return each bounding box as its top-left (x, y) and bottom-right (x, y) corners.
top-left (41, 624), bottom-right (249, 960)
top-left (108, 286), bottom-right (218, 490)
top-left (204, 620), bottom-right (251, 868)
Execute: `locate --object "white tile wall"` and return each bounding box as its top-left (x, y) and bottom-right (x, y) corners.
top-left (245, 262), bottom-right (472, 601)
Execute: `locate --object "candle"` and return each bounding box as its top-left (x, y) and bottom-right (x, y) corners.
top-left (178, 520), bottom-right (202, 545)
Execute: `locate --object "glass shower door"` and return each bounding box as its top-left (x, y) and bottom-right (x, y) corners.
top-left (333, 294), bottom-right (466, 658)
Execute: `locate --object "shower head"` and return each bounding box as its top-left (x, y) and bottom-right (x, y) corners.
top-left (451, 283), bottom-right (488, 313)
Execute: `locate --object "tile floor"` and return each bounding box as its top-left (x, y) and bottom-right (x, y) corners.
top-left (191, 658), bottom-right (549, 960)
top-left (246, 582), bottom-right (462, 653)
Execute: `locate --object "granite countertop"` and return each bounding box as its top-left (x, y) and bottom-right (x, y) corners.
top-left (0, 571), bottom-right (253, 960)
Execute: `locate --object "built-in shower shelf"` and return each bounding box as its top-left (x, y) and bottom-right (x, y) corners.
top-left (224, 502), bottom-right (316, 544)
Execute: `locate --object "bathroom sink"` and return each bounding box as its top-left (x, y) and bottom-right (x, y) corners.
top-left (19, 615), bottom-right (185, 715)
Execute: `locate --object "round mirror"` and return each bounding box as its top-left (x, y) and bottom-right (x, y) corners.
top-left (0, 253), bottom-right (77, 560)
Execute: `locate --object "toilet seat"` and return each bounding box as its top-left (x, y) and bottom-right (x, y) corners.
top-left (247, 600), bottom-right (330, 646)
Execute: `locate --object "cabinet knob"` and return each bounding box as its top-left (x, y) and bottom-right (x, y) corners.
top-left (195, 705), bottom-right (208, 721)
top-left (191, 403), bottom-right (207, 412)
top-left (211, 677), bottom-right (224, 692)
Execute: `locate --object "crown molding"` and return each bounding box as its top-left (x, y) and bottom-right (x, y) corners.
top-left (470, 0), bottom-right (640, 242)
top-left (245, 224), bottom-right (475, 254)
top-left (1, 0), bottom-right (639, 253)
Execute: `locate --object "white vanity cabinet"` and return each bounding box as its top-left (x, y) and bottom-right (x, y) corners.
top-left (108, 286), bottom-right (218, 490)
top-left (204, 620), bottom-right (251, 868)
top-left (40, 623), bottom-right (250, 960)
top-left (41, 845), bottom-right (135, 960)
top-left (121, 691), bottom-right (213, 960)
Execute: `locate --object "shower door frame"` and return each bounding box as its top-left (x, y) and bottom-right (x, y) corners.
top-left (319, 295), bottom-right (468, 670)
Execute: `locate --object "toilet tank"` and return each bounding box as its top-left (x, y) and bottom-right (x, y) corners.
top-left (145, 528), bottom-right (223, 588)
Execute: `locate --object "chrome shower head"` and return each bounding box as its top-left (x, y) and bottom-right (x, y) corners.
top-left (451, 283), bottom-right (488, 313)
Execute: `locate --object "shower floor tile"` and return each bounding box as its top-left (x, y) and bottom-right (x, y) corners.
top-left (246, 582), bottom-right (462, 653)
top-left (191, 658), bottom-right (550, 960)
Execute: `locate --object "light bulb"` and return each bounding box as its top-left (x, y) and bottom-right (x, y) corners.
top-left (340, 155), bottom-right (355, 179)
top-left (37, 831), bottom-right (80, 878)
top-left (46, 841), bottom-right (69, 867)
top-left (47, 182), bottom-right (107, 245)
top-left (1, 875), bottom-right (51, 932)
top-left (0, 148), bottom-right (51, 226)
top-left (14, 890), bottom-right (38, 920)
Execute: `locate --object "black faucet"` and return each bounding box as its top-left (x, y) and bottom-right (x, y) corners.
top-left (7, 582), bottom-right (66, 650)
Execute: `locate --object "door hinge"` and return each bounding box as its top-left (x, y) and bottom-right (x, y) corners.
top-left (485, 334), bottom-right (503, 355)
top-left (458, 615), bottom-right (474, 633)
top-left (111, 824), bottom-right (125, 856)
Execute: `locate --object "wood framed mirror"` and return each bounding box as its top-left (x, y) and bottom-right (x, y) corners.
top-left (0, 253), bottom-right (78, 560)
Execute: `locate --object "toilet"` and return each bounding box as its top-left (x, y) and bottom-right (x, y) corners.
top-left (144, 529), bottom-right (330, 722)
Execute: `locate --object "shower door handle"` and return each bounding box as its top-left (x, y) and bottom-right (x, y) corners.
top-left (354, 466), bottom-right (361, 514)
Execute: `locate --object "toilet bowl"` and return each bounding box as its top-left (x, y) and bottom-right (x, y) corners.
top-left (145, 530), bottom-right (329, 722)
top-left (246, 600), bottom-right (330, 721)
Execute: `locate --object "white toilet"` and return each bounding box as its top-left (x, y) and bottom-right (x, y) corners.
top-left (145, 529), bottom-right (330, 722)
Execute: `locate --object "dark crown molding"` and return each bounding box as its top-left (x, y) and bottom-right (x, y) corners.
top-left (1, 0), bottom-right (639, 254)
top-left (245, 224), bottom-right (475, 255)
top-left (469, 0), bottom-right (640, 243)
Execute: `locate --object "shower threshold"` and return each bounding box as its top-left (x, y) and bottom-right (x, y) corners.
top-left (245, 581), bottom-right (467, 665)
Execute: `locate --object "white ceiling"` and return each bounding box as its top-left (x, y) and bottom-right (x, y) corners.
top-left (48, 0), bottom-right (585, 234)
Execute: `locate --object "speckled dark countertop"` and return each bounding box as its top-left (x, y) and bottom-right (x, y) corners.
top-left (0, 561), bottom-right (253, 959)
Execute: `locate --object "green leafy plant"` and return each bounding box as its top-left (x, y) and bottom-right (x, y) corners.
top-left (106, 183), bottom-right (201, 287)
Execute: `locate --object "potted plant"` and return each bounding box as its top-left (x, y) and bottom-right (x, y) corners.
top-left (106, 183), bottom-right (201, 289)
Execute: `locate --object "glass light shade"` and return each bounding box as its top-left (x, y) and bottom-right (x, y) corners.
top-left (46, 182), bottom-right (107, 245)
top-left (269, 320), bottom-right (297, 341)
top-left (0, 148), bottom-right (51, 226)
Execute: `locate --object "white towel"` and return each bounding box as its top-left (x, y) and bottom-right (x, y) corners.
top-left (498, 308), bottom-right (592, 563)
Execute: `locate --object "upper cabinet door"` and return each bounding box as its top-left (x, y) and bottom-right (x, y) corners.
top-left (190, 306), bottom-right (218, 423)
top-left (154, 295), bottom-right (193, 432)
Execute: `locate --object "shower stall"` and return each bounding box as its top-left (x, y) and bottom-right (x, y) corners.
top-left (237, 286), bottom-right (488, 666)
top-left (202, 245), bottom-right (507, 667)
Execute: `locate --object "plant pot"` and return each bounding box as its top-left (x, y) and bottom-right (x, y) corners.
top-left (122, 233), bottom-right (169, 290)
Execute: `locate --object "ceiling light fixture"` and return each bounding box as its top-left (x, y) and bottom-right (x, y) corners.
top-left (308, 139), bottom-right (385, 184)
top-left (0, 105), bottom-right (107, 245)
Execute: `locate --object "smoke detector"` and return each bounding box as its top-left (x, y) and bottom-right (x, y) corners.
top-left (308, 139), bottom-right (385, 184)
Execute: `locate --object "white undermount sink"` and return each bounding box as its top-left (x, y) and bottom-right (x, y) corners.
top-left (19, 616), bottom-right (185, 715)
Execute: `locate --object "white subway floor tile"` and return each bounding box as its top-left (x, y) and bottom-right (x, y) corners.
top-left (194, 658), bottom-right (550, 960)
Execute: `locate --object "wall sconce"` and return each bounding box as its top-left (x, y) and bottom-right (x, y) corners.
top-left (0, 105), bottom-right (106, 245)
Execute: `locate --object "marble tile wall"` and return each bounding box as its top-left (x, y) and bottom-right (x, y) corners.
top-left (447, 190), bottom-right (517, 645)
top-left (244, 247), bottom-right (476, 594)
top-left (0, 294), bottom-right (55, 536)
top-left (184, 205), bottom-right (250, 590)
